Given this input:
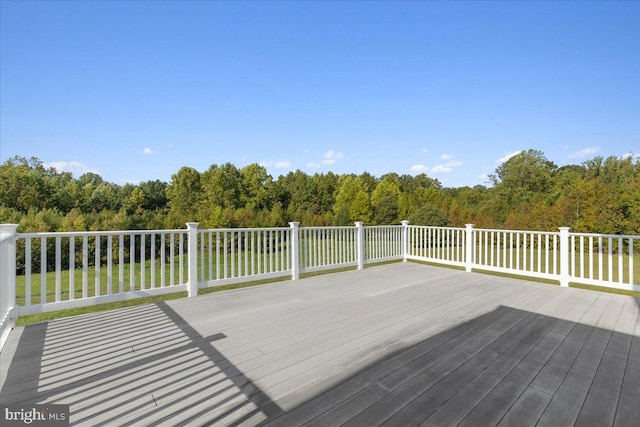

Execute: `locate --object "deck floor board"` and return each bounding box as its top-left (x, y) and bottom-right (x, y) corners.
top-left (1, 262), bottom-right (638, 426)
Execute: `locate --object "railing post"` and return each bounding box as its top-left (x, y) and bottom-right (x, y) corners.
top-left (186, 222), bottom-right (199, 298)
top-left (355, 222), bottom-right (365, 270)
top-left (401, 220), bottom-right (410, 262)
top-left (559, 227), bottom-right (570, 287)
top-left (465, 224), bottom-right (475, 272)
top-left (0, 224), bottom-right (19, 351)
top-left (289, 222), bottom-right (300, 280)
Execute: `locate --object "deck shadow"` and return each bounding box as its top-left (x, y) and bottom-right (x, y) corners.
top-left (0, 302), bottom-right (282, 426)
top-left (260, 305), bottom-right (639, 427)
top-left (0, 321), bottom-right (47, 402)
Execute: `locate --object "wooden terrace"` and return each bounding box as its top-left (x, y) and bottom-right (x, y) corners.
top-left (1, 262), bottom-right (639, 426)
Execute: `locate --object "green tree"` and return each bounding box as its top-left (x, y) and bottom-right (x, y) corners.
top-left (49, 171), bottom-right (76, 213)
top-left (313, 172), bottom-right (340, 215)
top-left (581, 156), bottom-right (639, 234)
top-left (166, 167), bottom-right (202, 222)
top-left (202, 163), bottom-right (243, 210)
top-left (349, 191), bottom-right (372, 223)
top-left (371, 176), bottom-right (401, 224)
top-left (0, 156), bottom-right (54, 212)
top-left (60, 208), bottom-right (89, 231)
top-left (139, 180), bottom-right (168, 211)
top-left (333, 175), bottom-right (369, 225)
top-left (279, 170), bottom-right (318, 224)
top-left (620, 175), bottom-right (640, 235)
top-left (358, 172), bottom-right (378, 194)
top-left (490, 149), bottom-right (557, 203)
top-left (268, 202), bottom-right (287, 227)
top-left (77, 172), bottom-right (104, 187)
top-left (123, 187), bottom-right (146, 216)
top-left (240, 164), bottom-right (274, 210)
top-left (91, 182), bottom-right (120, 212)
top-left (408, 205), bottom-right (452, 226)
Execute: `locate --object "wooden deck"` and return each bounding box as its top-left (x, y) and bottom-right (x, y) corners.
top-left (1, 262), bottom-right (639, 426)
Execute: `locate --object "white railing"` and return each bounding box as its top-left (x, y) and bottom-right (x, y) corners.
top-left (1, 220), bottom-right (639, 351)
top-left (197, 227), bottom-right (292, 287)
top-left (298, 225), bottom-right (357, 273)
top-left (569, 232), bottom-right (638, 290)
top-left (15, 229), bottom-right (190, 316)
top-left (472, 228), bottom-right (561, 282)
top-left (405, 225), bottom-right (467, 268)
top-left (0, 224), bottom-right (18, 350)
top-left (365, 225), bottom-right (403, 264)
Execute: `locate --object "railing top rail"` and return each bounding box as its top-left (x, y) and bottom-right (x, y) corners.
top-left (12, 225), bottom-right (640, 240)
top-left (299, 225), bottom-right (355, 230)
top-left (408, 225), bottom-right (465, 231)
top-left (569, 231), bottom-right (640, 239)
top-left (17, 229), bottom-right (188, 238)
top-left (473, 228), bottom-right (560, 236)
top-left (199, 227), bottom-right (291, 233)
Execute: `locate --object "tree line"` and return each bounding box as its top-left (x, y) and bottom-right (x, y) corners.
top-left (1, 149), bottom-right (638, 235)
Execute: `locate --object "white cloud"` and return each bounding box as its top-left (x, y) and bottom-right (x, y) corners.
top-left (568, 146), bottom-right (600, 160)
top-left (324, 150), bottom-right (344, 161)
top-left (44, 160), bottom-right (99, 177)
top-left (621, 152), bottom-right (640, 160)
top-left (440, 153), bottom-right (453, 160)
top-left (430, 165), bottom-right (452, 174)
top-left (142, 147), bottom-right (157, 155)
top-left (421, 148), bottom-right (429, 153)
top-left (307, 149), bottom-right (345, 166)
top-left (430, 160), bottom-right (463, 174)
top-left (260, 160), bottom-right (291, 169)
top-left (307, 162), bottom-right (321, 169)
top-left (274, 160), bottom-right (291, 169)
top-left (411, 164), bottom-right (428, 173)
top-left (496, 150), bottom-right (523, 163)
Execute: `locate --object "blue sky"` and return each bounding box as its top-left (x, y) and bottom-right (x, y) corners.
top-left (1, 1), bottom-right (638, 187)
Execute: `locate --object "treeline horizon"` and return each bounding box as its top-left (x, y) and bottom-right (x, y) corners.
top-left (1, 149), bottom-right (639, 235)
